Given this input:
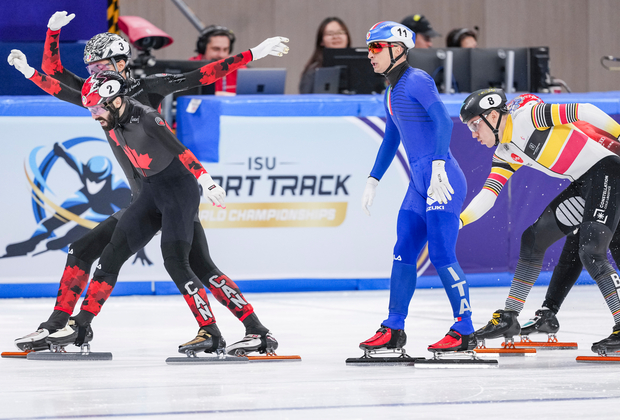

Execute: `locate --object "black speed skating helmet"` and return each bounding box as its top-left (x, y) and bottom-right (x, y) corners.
top-left (460, 88), bottom-right (507, 123)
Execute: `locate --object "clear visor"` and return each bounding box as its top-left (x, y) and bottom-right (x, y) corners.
top-left (87, 104), bottom-right (107, 116)
top-left (466, 116), bottom-right (484, 133)
top-left (86, 61), bottom-right (113, 75)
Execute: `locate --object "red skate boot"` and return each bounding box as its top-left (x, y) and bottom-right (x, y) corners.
top-left (359, 325), bottom-right (406, 351)
top-left (415, 329), bottom-right (498, 368)
top-left (428, 329), bottom-right (472, 352)
top-left (347, 325), bottom-right (416, 365)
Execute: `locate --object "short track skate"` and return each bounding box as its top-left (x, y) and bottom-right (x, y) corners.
top-left (576, 347), bottom-right (620, 363)
top-left (414, 350), bottom-right (498, 368)
top-left (166, 346), bottom-right (249, 364)
top-left (346, 347), bottom-right (424, 366)
top-left (226, 333), bottom-right (301, 362)
top-left (474, 337), bottom-right (537, 357)
top-left (576, 330), bottom-right (620, 362)
top-left (26, 342), bottom-right (112, 361)
top-left (513, 334), bottom-right (578, 350)
top-left (514, 310), bottom-right (577, 350)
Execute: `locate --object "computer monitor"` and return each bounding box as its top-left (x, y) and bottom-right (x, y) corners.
top-left (470, 48), bottom-right (530, 93)
top-left (407, 48), bottom-right (472, 93)
top-left (323, 48), bottom-right (385, 94)
top-left (529, 46), bottom-right (551, 93)
top-left (313, 67), bottom-right (340, 94)
top-left (236, 68), bottom-right (286, 95)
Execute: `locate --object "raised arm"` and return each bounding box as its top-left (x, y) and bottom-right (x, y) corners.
top-left (8, 49), bottom-right (83, 107)
top-left (147, 37), bottom-right (290, 99)
top-left (42, 12), bottom-right (85, 91)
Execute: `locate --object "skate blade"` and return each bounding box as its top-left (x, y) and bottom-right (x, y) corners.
top-left (576, 355), bottom-right (620, 363)
top-left (1, 351), bottom-right (30, 359)
top-left (415, 358), bottom-right (498, 369)
top-left (247, 354), bottom-right (302, 362)
top-left (513, 341), bottom-right (578, 350)
top-left (345, 356), bottom-right (424, 366)
top-left (27, 352), bottom-right (112, 361)
top-left (166, 356), bottom-right (249, 365)
top-left (474, 347), bottom-right (536, 357)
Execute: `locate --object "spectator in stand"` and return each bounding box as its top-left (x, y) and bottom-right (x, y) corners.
top-left (446, 28), bottom-right (478, 48)
top-left (400, 14), bottom-right (441, 49)
top-left (190, 25), bottom-right (243, 95)
top-left (299, 17), bottom-right (350, 94)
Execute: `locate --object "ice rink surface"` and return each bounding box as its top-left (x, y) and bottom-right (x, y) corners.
top-left (1, 284), bottom-right (619, 420)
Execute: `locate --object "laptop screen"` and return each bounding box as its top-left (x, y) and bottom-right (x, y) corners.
top-left (236, 68), bottom-right (287, 95)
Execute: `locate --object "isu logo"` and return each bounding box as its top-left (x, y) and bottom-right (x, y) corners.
top-left (511, 153), bottom-right (523, 163)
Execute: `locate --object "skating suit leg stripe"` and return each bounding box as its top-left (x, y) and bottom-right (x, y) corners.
top-left (447, 266), bottom-right (460, 280)
top-left (505, 261), bottom-right (541, 312)
top-left (594, 273), bottom-right (620, 324)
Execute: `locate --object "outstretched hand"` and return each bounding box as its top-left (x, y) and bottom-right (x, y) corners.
top-left (48, 11), bottom-right (75, 31)
top-left (250, 36), bottom-right (290, 61)
top-left (7, 49), bottom-right (35, 79)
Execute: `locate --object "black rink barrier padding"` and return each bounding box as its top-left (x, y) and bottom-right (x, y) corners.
top-left (165, 356), bottom-right (249, 364)
top-left (27, 352), bottom-right (113, 361)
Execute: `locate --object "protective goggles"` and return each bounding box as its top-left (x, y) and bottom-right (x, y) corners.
top-left (86, 61), bottom-right (114, 75)
top-left (367, 42), bottom-right (397, 54)
top-left (87, 104), bottom-right (108, 116)
top-left (466, 116), bottom-right (484, 133)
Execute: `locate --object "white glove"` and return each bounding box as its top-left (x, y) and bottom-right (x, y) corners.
top-left (250, 36), bottom-right (290, 61)
top-left (427, 160), bottom-right (454, 204)
top-left (362, 177), bottom-right (379, 216)
top-left (7, 50), bottom-right (35, 79)
top-left (48, 11), bottom-right (75, 31)
top-left (198, 173), bottom-right (226, 208)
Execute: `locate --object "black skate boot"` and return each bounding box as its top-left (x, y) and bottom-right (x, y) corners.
top-left (178, 324), bottom-right (226, 356)
top-left (359, 325), bottom-right (406, 351)
top-left (226, 332), bottom-right (278, 356)
top-left (520, 308), bottom-right (560, 337)
top-left (46, 317), bottom-right (93, 352)
top-left (591, 324), bottom-right (620, 355)
top-left (475, 309), bottom-right (521, 346)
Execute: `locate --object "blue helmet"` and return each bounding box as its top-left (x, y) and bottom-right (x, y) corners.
top-left (366, 21), bottom-right (415, 50)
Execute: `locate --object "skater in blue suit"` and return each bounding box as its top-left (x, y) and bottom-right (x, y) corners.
top-left (360, 21), bottom-right (474, 353)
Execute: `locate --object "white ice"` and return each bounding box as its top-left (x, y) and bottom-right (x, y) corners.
top-left (1, 285), bottom-right (619, 420)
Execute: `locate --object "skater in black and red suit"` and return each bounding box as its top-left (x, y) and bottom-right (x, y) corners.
top-left (9, 11), bottom-right (289, 355)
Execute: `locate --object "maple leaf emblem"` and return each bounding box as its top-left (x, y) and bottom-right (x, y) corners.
top-left (124, 146), bottom-right (152, 169)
